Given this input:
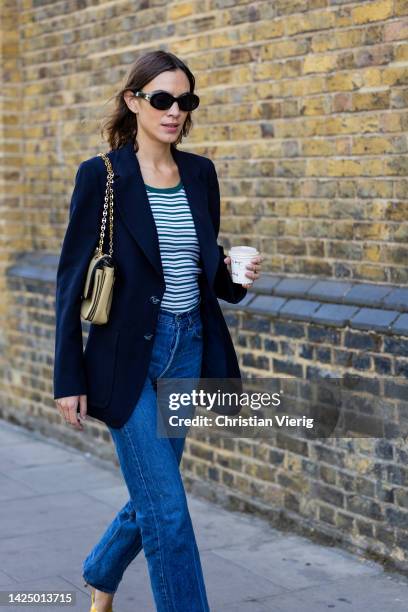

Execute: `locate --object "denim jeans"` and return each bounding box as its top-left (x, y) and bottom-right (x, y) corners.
top-left (82, 301), bottom-right (210, 612)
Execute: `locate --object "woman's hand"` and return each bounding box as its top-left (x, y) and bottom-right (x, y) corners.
top-left (55, 395), bottom-right (87, 431)
top-left (224, 254), bottom-right (265, 289)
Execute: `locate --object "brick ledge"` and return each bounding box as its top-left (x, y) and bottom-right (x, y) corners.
top-left (6, 252), bottom-right (408, 337)
top-left (220, 273), bottom-right (408, 336)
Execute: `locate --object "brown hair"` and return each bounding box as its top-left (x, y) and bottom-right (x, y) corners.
top-left (100, 50), bottom-right (197, 152)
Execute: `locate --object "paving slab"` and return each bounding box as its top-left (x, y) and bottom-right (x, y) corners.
top-left (251, 274), bottom-right (282, 294)
top-left (236, 572), bottom-right (408, 612)
top-left (211, 537), bottom-right (382, 591)
top-left (279, 298), bottom-right (321, 321)
top-left (309, 303), bottom-right (359, 326)
top-left (382, 287), bottom-right (408, 310)
top-left (1, 419), bottom-right (408, 612)
top-left (343, 283), bottom-right (393, 308)
top-left (2, 453), bottom-right (120, 496)
top-left (350, 307), bottom-right (400, 332)
top-left (219, 291), bottom-right (256, 309)
top-left (274, 278), bottom-right (317, 297)
top-left (391, 313), bottom-right (408, 336)
top-left (306, 280), bottom-right (354, 302)
top-left (246, 295), bottom-right (287, 315)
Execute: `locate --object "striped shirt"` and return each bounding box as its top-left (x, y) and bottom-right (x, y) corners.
top-left (145, 180), bottom-right (202, 313)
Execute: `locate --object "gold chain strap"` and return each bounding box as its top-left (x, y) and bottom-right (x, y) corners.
top-left (97, 152), bottom-right (114, 258)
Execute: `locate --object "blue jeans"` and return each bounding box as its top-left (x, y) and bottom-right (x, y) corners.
top-left (82, 302), bottom-right (210, 612)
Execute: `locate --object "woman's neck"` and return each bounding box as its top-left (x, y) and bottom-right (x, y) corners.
top-left (134, 139), bottom-right (174, 172)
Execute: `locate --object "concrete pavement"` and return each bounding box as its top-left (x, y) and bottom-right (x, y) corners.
top-left (0, 419), bottom-right (408, 611)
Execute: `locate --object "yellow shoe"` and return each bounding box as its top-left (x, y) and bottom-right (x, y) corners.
top-left (89, 586), bottom-right (113, 612)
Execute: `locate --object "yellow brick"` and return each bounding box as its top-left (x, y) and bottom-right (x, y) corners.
top-left (366, 159), bottom-right (385, 176)
top-left (327, 72), bottom-right (364, 91)
top-left (327, 159), bottom-right (363, 176)
top-left (254, 218), bottom-right (281, 236)
top-left (342, 114), bottom-right (380, 133)
top-left (332, 222), bottom-right (354, 239)
top-left (367, 200), bottom-right (390, 216)
top-left (253, 62), bottom-right (276, 80)
top-left (395, 43), bottom-right (408, 61)
top-left (24, 154), bottom-right (48, 166)
top-left (352, 90), bottom-right (390, 111)
top-left (355, 223), bottom-right (389, 240)
top-left (231, 124), bottom-right (262, 140)
top-left (287, 454), bottom-right (303, 472)
top-left (237, 28), bottom-right (253, 45)
top-left (208, 33), bottom-right (227, 49)
top-left (285, 220), bottom-right (301, 236)
top-left (363, 245), bottom-right (381, 262)
top-left (382, 112), bottom-right (404, 132)
top-left (305, 159), bottom-right (328, 177)
top-left (285, 10), bottom-right (335, 36)
top-left (352, 0), bottom-right (393, 24)
top-left (336, 138), bottom-right (351, 155)
top-left (174, 37), bottom-right (198, 54)
top-left (395, 0), bottom-right (408, 16)
top-left (1, 126), bottom-right (19, 140)
top-left (303, 53), bottom-right (337, 74)
top-left (168, 3), bottom-right (193, 19)
top-left (336, 29), bottom-right (365, 50)
top-left (352, 136), bottom-right (393, 155)
top-left (253, 21), bottom-right (284, 41)
top-left (312, 29), bottom-right (363, 53)
top-left (302, 140), bottom-right (334, 156)
top-left (361, 67), bottom-right (384, 87)
top-left (263, 39), bottom-right (309, 61)
top-left (287, 200), bottom-right (309, 216)
top-left (309, 116), bottom-right (344, 136)
top-left (383, 66), bottom-right (408, 86)
top-left (354, 264), bottom-right (387, 281)
top-left (275, 120), bottom-right (308, 138)
top-left (384, 157), bottom-right (408, 176)
top-left (296, 76), bottom-right (326, 97)
top-left (300, 96), bottom-right (327, 115)
top-left (282, 60), bottom-right (303, 78)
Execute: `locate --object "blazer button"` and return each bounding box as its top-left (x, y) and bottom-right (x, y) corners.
top-left (144, 333), bottom-right (154, 340)
top-left (150, 296), bottom-right (160, 304)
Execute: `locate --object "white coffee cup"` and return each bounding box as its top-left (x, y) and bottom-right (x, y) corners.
top-left (228, 246), bottom-right (260, 284)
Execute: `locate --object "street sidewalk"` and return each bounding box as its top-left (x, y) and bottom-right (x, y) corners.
top-left (0, 419), bottom-right (408, 611)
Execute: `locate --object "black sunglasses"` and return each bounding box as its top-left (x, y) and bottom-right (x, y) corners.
top-left (132, 89), bottom-right (200, 112)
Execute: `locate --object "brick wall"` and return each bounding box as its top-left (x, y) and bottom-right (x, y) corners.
top-left (1, 0), bottom-right (408, 575)
top-left (184, 278), bottom-right (408, 575)
top-left (5, 256), bottom-right (408, 575)
top-left (7, 0), bottom-right (408, 282)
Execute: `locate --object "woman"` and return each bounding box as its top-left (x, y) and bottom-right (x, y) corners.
top-left (53, 50), bottom-right (263, 612)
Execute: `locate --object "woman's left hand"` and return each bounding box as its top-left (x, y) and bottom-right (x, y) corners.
top-left (224, 254), bottom-right (265, 289)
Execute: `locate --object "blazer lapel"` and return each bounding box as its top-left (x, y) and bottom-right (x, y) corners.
top-left (110, 140), bottom-right (220, 290)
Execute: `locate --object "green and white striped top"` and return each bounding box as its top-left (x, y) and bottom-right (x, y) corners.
top-left (145, 180), bottom-right (202, 313)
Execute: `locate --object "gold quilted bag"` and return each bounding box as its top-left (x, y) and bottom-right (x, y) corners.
top-left (80, 153), bottom-right (116, 325)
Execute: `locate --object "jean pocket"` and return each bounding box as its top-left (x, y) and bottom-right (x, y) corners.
top-left (191, 323), bottom-right (203, 340)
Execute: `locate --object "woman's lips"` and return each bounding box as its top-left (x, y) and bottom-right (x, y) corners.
top-left (162, 124), bottom-right (179, 132)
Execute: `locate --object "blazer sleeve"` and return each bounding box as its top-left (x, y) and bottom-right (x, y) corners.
top-left (53, 159), bottom-right (104, 400)
top-left (207, 159), bottom-right (248, 304)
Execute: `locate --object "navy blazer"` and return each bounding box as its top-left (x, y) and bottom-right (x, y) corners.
top-left (53, 139), bottom-right (247, 428)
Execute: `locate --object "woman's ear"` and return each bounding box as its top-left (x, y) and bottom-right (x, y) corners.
top-left (123, 90), bottom-right (138, 114)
